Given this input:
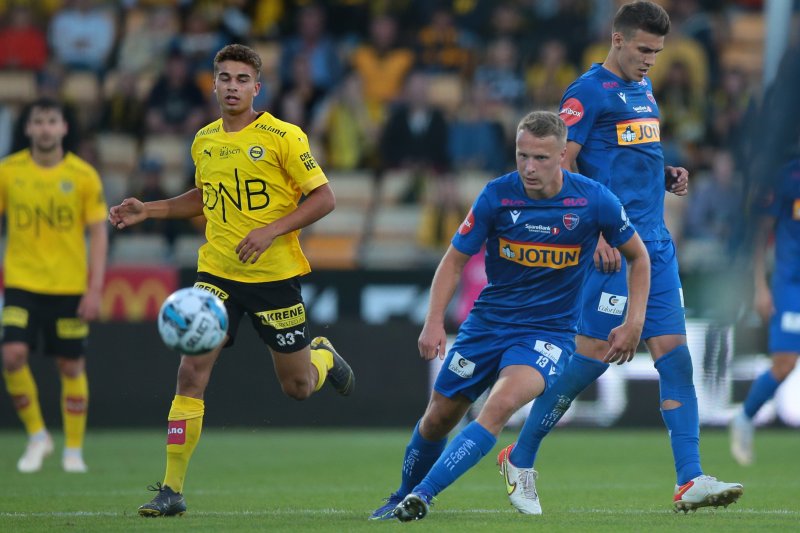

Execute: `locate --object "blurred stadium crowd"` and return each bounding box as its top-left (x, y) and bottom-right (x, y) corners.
top-left (0, 0), bottom-right (779, 271)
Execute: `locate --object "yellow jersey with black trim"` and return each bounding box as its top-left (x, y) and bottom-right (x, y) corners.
top-left (0, 150), bottom-right (107, 294)
top-left (191, 112), bottom-right (328, 283)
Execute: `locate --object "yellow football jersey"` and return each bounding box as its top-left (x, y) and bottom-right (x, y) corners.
top-left (0, 150), bottom-right (108, 294)
top-left (191, 112), bottom-right (328, 283)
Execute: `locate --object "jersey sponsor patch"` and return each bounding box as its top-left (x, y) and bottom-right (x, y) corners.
top-left (167, 420), bottom-right (187, 445)
top-left (793, 199), bottom-right (800, 220)
top-left (559, 97), bottom-right (584, 126)
top-left (255, 303), bottom-right (306, 329)
top-left (194, 282), bottom-right (229, 301)
top-left (616, 119), bottom-right (660, 145)
top-left (780, 311), bottom-right (800, 333)
top-left (498, 237), bottom-right (580, 269)
top-left (459, 209), bottom-right (475, 235)
top-left (2, 306), bottom-right (28, 328)
top-left (534, 340), bottom-right (562, 364)
top-left (448, 352), bottom-right (475, 378)
top-left (598, 292), bottom-right (627, 315)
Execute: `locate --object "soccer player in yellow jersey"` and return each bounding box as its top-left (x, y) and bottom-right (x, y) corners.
top-left (108, 43), bottom-right (355, 517)
top-left (0, 98), bottom-right (109, 474)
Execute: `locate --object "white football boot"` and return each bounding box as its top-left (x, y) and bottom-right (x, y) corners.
top-left (673, 475), bottom-right (743, 513)
top-left (62, 448), bottom-right (88, 473)
top-left (17, 432), bottom-right (54, 473)
top-left (729, 409), bottom-right (754, 466)
top-left (497, 444), bottom-right (542, 515)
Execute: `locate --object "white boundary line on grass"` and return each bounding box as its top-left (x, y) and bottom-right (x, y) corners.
top-left (2, 508), bottom-right (800, 518)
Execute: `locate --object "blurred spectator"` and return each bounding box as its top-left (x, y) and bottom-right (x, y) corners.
top-left (115, 5), bottom-right (178, 76)
top-left (144, 52), bottom-right (207, 136)
top-left (448, 83), bottom-right (508, 174)
top-left (0, 5), bottom-right (48, 70)
top-left (706, 66), bottom-right (754, 152)
top-left (414, 6), bottom-right (475, 76)
top-left (479, 2), bottom-right (532, 51)
top-left (525, 0), bottom-right (591, 67)
top-left (100, 71), bottom-right (146, 138)
top-left (525, 39), bottom-right (579, 110)
top-left (125, 158), bottom-right (182, 245)
top-left (670, 0), bottom-right (719, 85)
top-left (48, 0), bottom-right (116, 75)
top-left (684, 149), bottom-right (741, 246)
top-left (171, 6), bottom-right (228, 76)
top-left (271, 53), bottom-right (326, 131)
top-left (279, 3), bottom-right (342, 94)
top-left (473, 37), bottom-right (526, 111)
top-left (380, 71), bottom-right (449, 177)
top-left (311, 73), bottom-right (379, 171)
top-left (655, 60), bottom-right (706, 147)
top-left (350, 14), bottom-right (414, 119)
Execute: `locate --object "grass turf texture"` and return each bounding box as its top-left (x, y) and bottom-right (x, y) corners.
top-left (0, 428), bottom-right (796, 532)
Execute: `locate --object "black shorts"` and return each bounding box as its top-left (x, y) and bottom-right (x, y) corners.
top-left (1, 288), bottom-right (87, 358)
top-left (194, 272), bottom-right (311, 353)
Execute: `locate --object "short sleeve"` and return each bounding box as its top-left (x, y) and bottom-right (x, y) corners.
top-left (559, 80), bottom-right (602, 147)
top-left (83, 167), bottom-right (108, 224)
top-left (597, 186), bottom-right (636, 248)
top-left (282, 127), bottom-right (328, 194)
top-left (452, 188), bottom-right (492, 256)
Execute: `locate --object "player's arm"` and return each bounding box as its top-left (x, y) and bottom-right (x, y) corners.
top-left (665, 165), bottom-right (689, 196)
top-left (418, 245), bottom-right (471, 361)
top-left (235, 182), bottom-right (335, 264)
top-left (563, 141), bottom-right (582, 173)
top-left (752, 215), bottom-right (776, 323)
top-left (109, 188), bottom-right (204, 229)
top-left (604, 232), bottom-right (650, 365)
top-left (78, 220), bottom-right (109, 322)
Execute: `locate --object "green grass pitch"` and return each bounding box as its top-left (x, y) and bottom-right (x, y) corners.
top-left (0, 428), bottom-right (796, 532)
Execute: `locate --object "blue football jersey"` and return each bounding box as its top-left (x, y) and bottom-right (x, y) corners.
top-left (765, 158), bottom-right (800, 284)
top-left (452, 170), bottom-right (636, 332)
top-left (559, 63), bottom-right (668, 242)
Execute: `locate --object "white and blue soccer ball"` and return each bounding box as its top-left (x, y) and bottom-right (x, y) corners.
top-left (157, 287), bottom-right (228, 355)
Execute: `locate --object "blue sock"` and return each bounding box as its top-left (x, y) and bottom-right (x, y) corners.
top-left (396, 420), bottom-right (448, 496)
top-left (743, 370), bottom-right (781, 419)
top-left (654, 345), bottom-right (703, 485)
top-left (510, 353), bottom-right (608, 468)
top-left (414, 421), bottom-right (496, 497)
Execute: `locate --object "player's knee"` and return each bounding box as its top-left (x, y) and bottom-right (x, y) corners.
top-left (1, 343), bottom-right (28, 371)
top-left (419, 410), bottom-right (459, 440)
top-left (772, 356), bottom-right (797, 381)
top-left (661, 399), bottom-right (682, 410)
top-left (280, 378), bottom-right (312, 401)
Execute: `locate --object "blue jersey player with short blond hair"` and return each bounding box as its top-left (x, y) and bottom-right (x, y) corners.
top-left (370, 110), bottom-right (651, 522)
top-left (498, 1), bottom-right (743, 515)
top-left (730, 158), bottom-right (800, 465)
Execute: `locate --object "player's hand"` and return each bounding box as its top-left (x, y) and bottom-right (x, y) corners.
top-left (77, 288), bottom-right (102, 322)
top-left (418, 320), bottom-right (447, 361)
top-left (665, 166), bottom-right (689, 196)
top-left (753, 284), bottom-right (775, 324)
top-left (603, 321), bottom-right (642, 365)
top-left (236, 226), bottom-right (277, 264)
top-left (594, 234), bottom-right (621, 273)
top-left (108, 197), bottom-right (146, 229)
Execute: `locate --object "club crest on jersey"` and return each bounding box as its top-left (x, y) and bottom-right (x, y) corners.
top-left (249, 145), bottom-right (265, 161)
top-left (793, 199), bottom-right (800, 220)
top-left (563, 213), bottom-right (579, 230)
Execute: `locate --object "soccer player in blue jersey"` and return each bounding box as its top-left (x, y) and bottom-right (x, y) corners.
top-left (730, 157), bottom-right (800, 465)
top-left (499, 1), bottom-right (743, 514)
top-left (369, 110), bottom-right (651, 522)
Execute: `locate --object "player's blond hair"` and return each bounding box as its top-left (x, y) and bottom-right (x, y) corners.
top-left (517, 111), bottom-right (567, 144)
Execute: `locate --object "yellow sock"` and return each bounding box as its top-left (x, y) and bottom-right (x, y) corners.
top-left (3, 365), bottom-right (45, 435)
top-left (164, 395), bottom-right (204, 493)
top-left (61, 372), bottom-right (89, 449)
top-left (310, 348), bottom-right (334, 392)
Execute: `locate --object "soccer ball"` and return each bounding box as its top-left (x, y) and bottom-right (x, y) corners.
top-left (157, 287), bottom-right (229, 355)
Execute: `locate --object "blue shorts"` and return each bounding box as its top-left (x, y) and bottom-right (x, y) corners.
top-left (578, 239), bottom-right (686, 341)
top-left (433, 315), bottom-right (574, 402)
top-left (769, 281), bottom-right (800, 354)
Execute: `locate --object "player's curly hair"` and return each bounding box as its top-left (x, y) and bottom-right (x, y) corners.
top-left (517, 111), bottom-right (567, 144)
top-left (213, 44), bottom-right (263, 77)
top-left (613, 1), bottom-right (670, 38)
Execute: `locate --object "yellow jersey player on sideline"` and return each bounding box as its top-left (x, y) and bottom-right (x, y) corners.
top-left (108, 43), bottom-right (355, 517)
top-left (0, 98), bottom-right (109, 474)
